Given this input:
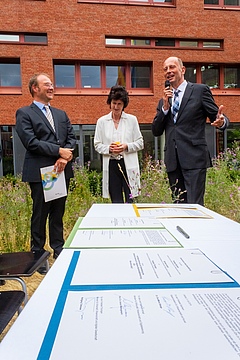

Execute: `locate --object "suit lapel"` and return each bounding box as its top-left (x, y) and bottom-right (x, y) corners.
top-left (31, 103), bottom-right (57, 136)
top-left (177, 82), bottom-right (193, 120)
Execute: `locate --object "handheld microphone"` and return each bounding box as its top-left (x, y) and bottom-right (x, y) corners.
top-left (165, 80), bottom-right (172, 106)
top-left (165, 80), bottom-right (170, 88)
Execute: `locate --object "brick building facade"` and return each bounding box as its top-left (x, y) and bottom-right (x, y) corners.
top-left (0, 0), bottom-right (239, 175)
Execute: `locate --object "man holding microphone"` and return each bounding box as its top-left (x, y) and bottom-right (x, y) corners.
top-left (152, 57), bottom-right (229, 206)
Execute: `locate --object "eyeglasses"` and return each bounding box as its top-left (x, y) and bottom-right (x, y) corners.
top-left (43, 82), bottom-right (54, 88)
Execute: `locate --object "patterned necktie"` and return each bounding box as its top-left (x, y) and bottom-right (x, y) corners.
top-left (172, 90), bottom-right (180, 123)
top-left (44, 105), bottom-right (55, 131)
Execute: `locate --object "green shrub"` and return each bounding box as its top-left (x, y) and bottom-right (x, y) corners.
top-left (205, 148), bottom-right (240, 222)
top-left (0, 175), bottom-right (31, 252)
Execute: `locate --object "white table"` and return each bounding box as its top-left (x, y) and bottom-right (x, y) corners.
top-left (1, 204), bottom-right (240, 360)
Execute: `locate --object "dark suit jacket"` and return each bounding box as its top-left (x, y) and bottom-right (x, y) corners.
top-left (16, 103), bottom-right (76, 182)
top-left (152, 82), bottom-right (229, 172)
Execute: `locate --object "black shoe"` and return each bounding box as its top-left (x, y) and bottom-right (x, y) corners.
top-left (37, 264), bottom-right (48, 275)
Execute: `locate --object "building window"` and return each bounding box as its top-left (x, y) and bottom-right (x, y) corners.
top-left (185, 66), bottom-right (197, 83)
top-left (106, 36), bottom-right (223, 49)
top-left (204, 0), bottom-right (218, 3)
top-left (54, 64), bottom-right (102, 89)
top-left (0, 62), bottom-right (21, 87)
top-left (185, 63), bottom-right (240, 90)
top-left (131, 39), bottom-right (151, 46)
top-left (224, 66), bottom-right (240, 88)
top-left (204, 0), bottom-right (240, 7)
top-left (81, 65), bottom-right (101, 88)
top-left (225, 0), bottom-right (240, 4)
top-left (0, 34), bottom-right (19, 42)
top-left (131, 66), bottom-right (150, 88)
top-left (78, 0), bottom-right (174, 5)
top-left (54, 65), bottom-right (75, 88)
top-left (203, 41), bottom-right (221, 48)
top-left (179, 40), bottom-right (198, 47)
top-left (1, 126), bottom-right (14, 176)
top-left (201, 64), bottom-right (219, 88)
top-left (54, 61), bottom-right (152, 93)
top-left (155, 38), bottom-right (175, 47)
top-left (227, 123), bottom-right (240, 148)
top-left (106, 38), bottom-right (126, 46)
top-left (105, 64), bottom-right (150, 88)
top-left (0, 33), bottom-right (47, 44)
top-left (24, 34), bottom-right (47, 43)
top-left (106, 65), bottom-right (125, 88)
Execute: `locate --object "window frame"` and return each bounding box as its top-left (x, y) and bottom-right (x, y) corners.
top-left (53, 60), bottom-right (153, 95)
top-left (204, 0), bottom-right (240, 9)
top-left (0, 32), bottom-right (47, 45)
top-left (0, 59), bottom-right (22, 94)
top-left (185, 63), bottom-right (240, 94)
top-left (105, 36), bottom-right (223, 50)
top-left (78, 0), bottom-right (175, 5)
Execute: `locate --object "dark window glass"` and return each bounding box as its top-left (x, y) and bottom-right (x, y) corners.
top-left (155, 38), bottom-right (175, 47)
top-left (1, 126), bottom-right (14, 175)
top-left (79, 0), bottom-right (173, 3)
top-left (131, 65), bottom-right (150, 88)
top-left (0, 64), bottom-right (21, 86)
top-left (54, 65), bottom-right (75, 88)
top-left (106, 66), bottom-right (126, 88)
top-left (201, 64), bottom-right (219, 88)
top-left (224, 0), bottom-right (240, 4)
top-left (131, 39), bottom-right (151, 46)
top-left (204, 0), bottom-right (219, 3)
top-left (227, 123), bottom-right (240, 148)
top-left (80, 65), bottom-right (101, 88)
top-left (185, 66), bottom-right (197, 83)
top-left (224, 67), bottom-right (240, 88)
top-left (24, 35), bottom-right (47, 43)
top-left (179, 41), bottom-right (198, 47)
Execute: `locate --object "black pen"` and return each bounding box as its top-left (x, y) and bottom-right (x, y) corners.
top-left (176, 226), bottom-right (190, 239)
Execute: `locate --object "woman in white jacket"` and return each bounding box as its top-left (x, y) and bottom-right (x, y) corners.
top-left (94, 86), bottom-right (144, 203)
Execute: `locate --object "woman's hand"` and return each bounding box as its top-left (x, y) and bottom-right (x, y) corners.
top-left (109, 142), bottom-right (128, 154)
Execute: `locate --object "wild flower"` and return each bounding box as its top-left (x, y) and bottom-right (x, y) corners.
top-left (117, 163), bottom-right (140, 202)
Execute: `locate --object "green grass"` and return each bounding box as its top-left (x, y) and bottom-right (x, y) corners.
top-left (0, 144), bottom-right (239, 253)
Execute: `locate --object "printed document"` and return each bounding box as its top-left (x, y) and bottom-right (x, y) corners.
top-left (40, 165), bottom-right (67, 202)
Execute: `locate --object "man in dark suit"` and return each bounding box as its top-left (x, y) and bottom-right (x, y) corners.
top-left (152, 57), bottom-right (229, 205)
top-left (16, 73), bottom-right (76, 271)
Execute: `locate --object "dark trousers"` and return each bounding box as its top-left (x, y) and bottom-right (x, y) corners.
top-left (109, 158), bottom-right (132, 203)
top-left (167, 156), bottom-right (206, 206)
top-left (29, 180), bottom-right (69, 254)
